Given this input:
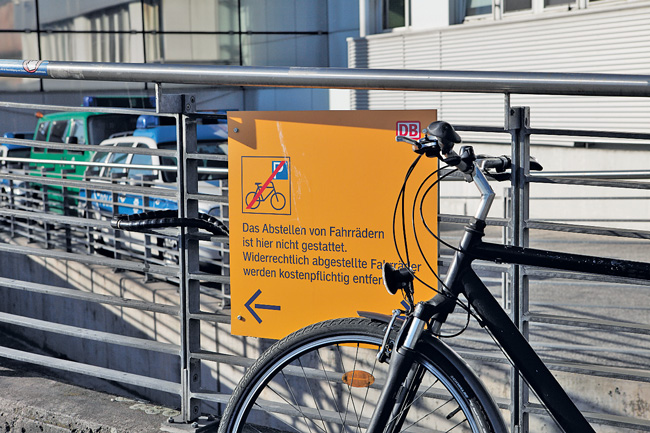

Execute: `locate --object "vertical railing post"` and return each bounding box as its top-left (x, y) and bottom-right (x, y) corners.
top-left (62, 168), bottom-right (75, 252)
top-left (159, 86), bottom-right (204, 425)
top-left (7, 178), bottom-right (15, 237)
top-left (111, 172), bottom-right (127, 260)
top-left (506, 104), bottom-right (531, 433)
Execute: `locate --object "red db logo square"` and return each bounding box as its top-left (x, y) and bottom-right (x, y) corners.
top-left (396, 121), bottom-right (421, 139)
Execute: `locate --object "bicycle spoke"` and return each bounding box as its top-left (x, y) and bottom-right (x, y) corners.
top-left (316, 344), bottom-right (349, 431)
top-left (298, 357), bottom-right (331, 433)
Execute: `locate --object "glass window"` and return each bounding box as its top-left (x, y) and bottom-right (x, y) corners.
top-left (39, 32), bottom-right (145, 63)
top-left (87, 115), bottom-right (139, 145)
top-left (384, 0), bottom-right (406, 29)
top-left (146, 33), bottom-right (240, 65)
top-left (68, 119), bottom-right (86, 145)
top-left (48, 120), bottom-right (68, 143)
top-left (545, 0), bottom-right (573, 6)
top-left (151, 0), bottom-right (239, 32)
top-left (107, 152), bottom-right (128, 178)
top-left (38, 1), bottom-right (142, 31)
top-left (466, 0), bottom-right (492, 16)
top-left (504, 0), bottom-right (532, 12)
top-left (87, 151), bottom-right (109, 178)
top-left (240, 0), bottom-right (326, 33)
top-left (128, 153), bottom-right (156, 179)
top-left (0, 0), bottom-right (37, 30)
top-left (34, 121), bottom-right (49, 142)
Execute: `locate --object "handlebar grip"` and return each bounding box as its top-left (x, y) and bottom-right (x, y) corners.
top-left (111, 210), bottom-right (229, 236)
top-left (480, 155), bottom-right (511, 173)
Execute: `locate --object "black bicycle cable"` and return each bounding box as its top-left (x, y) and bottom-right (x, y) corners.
top-left (419, 172), bottom-right (463, 254)
top-left (392, 153), bottom-right (424, 270)
top-left (390, 156), bottom-right (478, 338)
top-left (410, 167), bottom-right (476, 338)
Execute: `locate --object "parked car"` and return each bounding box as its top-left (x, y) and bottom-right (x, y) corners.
top-left (27, 111), bottom-right (140, 213)
top-left (0, 132), bottom-right (34, 205)
top-left (0, 131), bottom-right (34, 168)
top-left (80, 116), bottom-right (228, 265)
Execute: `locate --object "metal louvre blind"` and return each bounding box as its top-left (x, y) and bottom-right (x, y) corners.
top-left (349, 5), bottom-right (650, 146)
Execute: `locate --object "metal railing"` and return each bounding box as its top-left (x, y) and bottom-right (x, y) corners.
top-left (0, 61), bottom-right (649, 432)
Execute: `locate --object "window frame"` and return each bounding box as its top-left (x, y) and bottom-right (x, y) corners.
top-left (464, 0), bottom-right (582, 21)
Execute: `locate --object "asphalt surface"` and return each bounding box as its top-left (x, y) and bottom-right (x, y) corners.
top-left (0, 331), bottom-right (186, 433)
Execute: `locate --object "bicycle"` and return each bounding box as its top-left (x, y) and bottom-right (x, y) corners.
top-left (214, 120), bottom-right (650, 433)
top-left (246, 181), bottom-right (286, 211)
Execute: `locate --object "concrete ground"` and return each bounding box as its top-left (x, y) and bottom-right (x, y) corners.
top-left (0, 332), bottom-right (203, 433)
top-left (0, 358), bottom-right (177, 433)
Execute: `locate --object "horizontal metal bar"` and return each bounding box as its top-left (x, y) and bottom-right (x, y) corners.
top-left (187, 193), bottom-right (227, 204)
top-left (526, 220), bottom-right (650, 240)
top-left (0, 276), bottom-right (178, 315)
top-left (189, 312), bottom-right (231, 324)
top-left (190, 391), bottom-right (231, 405)
top-left (19, 174), bottom-right (178, 197)
top-left (527, 312), bottom-right (650, 335)
top-left (0, 311), bottom-right (179, 355)
top-left (186, 152), bottom-right (228, 162)
top-left (531, 170), bottom-right (650, 180)
top-left (528, 127), bottom-right (650, 141)
top-left (0, 100), bottom-right (160, 117)
top-left (192, 350), bottom-right (254, 367)
top-left (524, 267), bottom-right (650, 286)
top-left (0, 241), bottom-right (177, 277)
top-left (529, 174), bottom-right (650, 190)
top-left (438, 213), bottom-right (509, 227)
top-left (4, 60), bottom-right (650, 97)
top-left (189, 272), bottom-right (230, 284)
top-left (28, 140), bottom-right (177, 155)
top-left (0, 208), bottom-right (104, 228)
top-left (458, 349), bottom-right (650, 382)
top-left (524, 403), bottom-right (650, 431)
top-left (0, 346), bottom-right (181, 395)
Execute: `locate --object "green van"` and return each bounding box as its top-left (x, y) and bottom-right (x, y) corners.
top-left (29, 111), bottom-right (139, 213)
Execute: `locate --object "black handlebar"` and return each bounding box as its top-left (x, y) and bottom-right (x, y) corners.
top-left (111, 210), bottom-right (229, 237)
top-left (396, 120), bottom-right (543, 177)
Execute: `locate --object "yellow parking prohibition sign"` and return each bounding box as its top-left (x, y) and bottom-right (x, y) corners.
top-left (228, 110), bottom-right (438, 339)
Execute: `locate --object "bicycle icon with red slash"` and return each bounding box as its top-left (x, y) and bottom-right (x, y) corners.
top-left (245, 160), bottom-right (288, 211)
top-left (245, 182), bottom-right (287, 210)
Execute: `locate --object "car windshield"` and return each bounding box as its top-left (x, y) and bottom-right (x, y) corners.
top-left (158, 141), bottom-right (227, 182)
top-left (87, 115), bottom-right (139, 145)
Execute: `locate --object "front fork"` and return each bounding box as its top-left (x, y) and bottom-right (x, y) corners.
top-left (367, 300), bottom-right (448, 433)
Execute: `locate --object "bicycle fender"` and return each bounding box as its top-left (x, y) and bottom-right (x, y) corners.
top-left (417, 334), bottom-right (508, 433)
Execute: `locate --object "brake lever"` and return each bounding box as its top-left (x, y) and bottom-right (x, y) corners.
top-left (396, 136), bottom-right (441, 158)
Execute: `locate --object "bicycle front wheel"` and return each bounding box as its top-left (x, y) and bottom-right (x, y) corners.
top-left (218, 317), bottom-right (498, 433)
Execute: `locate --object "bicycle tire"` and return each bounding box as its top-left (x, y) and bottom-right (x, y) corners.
top-left (217, 317), bottom-right (503, 433)
top-left (270, 192), bottom-right (286, 211)
top-left (245, 191), bottom-right (261, 210)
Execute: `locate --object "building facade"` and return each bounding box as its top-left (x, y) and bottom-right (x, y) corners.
top-left (351, 0), bottom-right (650, 147)
top-left (1, 0), bottom-right (650, 145)
top-left (0, 0), bottom-right (358, 133)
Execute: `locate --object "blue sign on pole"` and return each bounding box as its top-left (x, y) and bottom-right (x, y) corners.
top-left (0, 60), bottom-right (49, 77)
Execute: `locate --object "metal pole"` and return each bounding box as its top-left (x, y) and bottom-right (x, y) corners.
top-left (509, 106), bottom-right (532, 433)
top-left (3, 60), bottom-right (650, 97)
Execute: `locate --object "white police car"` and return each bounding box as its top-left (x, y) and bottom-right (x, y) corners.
top-left (80, 115), bottom-right (228, 266)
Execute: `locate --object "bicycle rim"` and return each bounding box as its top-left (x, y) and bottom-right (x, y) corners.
top-left (222, 318), bottom-right (490, 433)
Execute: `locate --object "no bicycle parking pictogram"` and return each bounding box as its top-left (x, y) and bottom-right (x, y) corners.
top-left (241, 156), bottom-right (291, 215)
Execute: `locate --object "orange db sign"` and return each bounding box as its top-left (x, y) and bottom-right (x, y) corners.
top-left (228, 110), bottom-right (438, 339)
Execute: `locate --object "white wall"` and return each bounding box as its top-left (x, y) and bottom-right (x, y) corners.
top-left (349, 2), bottom-right (650, 145)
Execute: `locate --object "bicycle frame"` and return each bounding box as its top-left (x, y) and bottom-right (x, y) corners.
top-left (369, 162), bottom-right (650, 433)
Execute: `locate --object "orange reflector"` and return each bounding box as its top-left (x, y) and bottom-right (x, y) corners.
top-left (342, 370), bottom-right (375, 388)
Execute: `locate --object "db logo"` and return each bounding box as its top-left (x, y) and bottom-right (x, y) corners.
top-left (396, 121), bottom-right (421, 139)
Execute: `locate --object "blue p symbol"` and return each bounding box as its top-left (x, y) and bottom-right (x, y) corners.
top-left (273, 161), bottom-right (288, 180)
